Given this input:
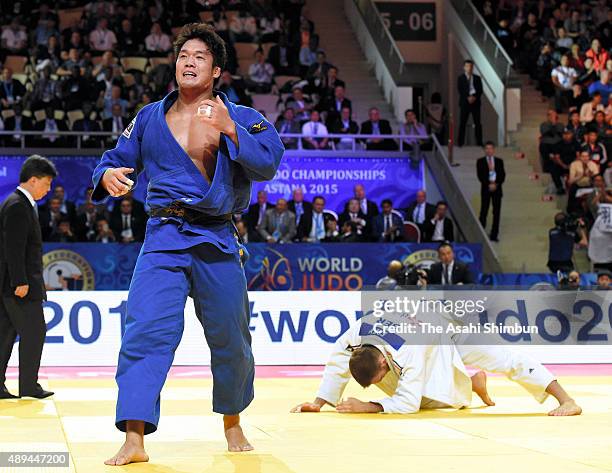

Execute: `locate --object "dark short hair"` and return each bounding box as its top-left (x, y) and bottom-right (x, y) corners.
top-left (436, 200), bottom-right (448, 208)
top-left (313, 195), bottom-right (325, 204)
top-left (349, 346), bottom-right (382, 388)
top-left (485, 140), bottom-right (495, 147)
top-left (19, 155), bottom-right (57, 183)
top-left (173, 23), bottom-right (227, 70)
top-left (464, 59), bottom-right (474, 65)
top-left (592, 91), bottom-right (602, 97)
top-left (381, 199), bottom-right (392, 207)
top-left (404, 108), bottom-right (415, 115)
top-left (438, 242), bottom-right (453, 252)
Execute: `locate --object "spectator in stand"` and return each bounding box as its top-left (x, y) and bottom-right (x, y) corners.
top-left (593, 111), bottom-right (610, 142)
top-left (297, 195), bottom-right (327, 242)
top-left (319, 84), bottom-right (351, 129)
top-left (567, 110), bottom-right (586, 143)
top-left (360, 107), bottom-right (397, 151)
top-left (339, 221), bottom-right (360, 242)
top-left (94, 219), bottom-right (116, 243)
top-left (145, 22), bottom-right (172, 56)
top-left (56, 48), bottom-right (86, 77)
top-left (268, 34), bottom-right (297, 76)
top-left (567, 150), bottom-right (599, 212)
top-left (588, 70), bottom-right (612, 105)
top-left (1, 18), bottom-right (28, 56)
top-left (49, 219), bottom-right (76, 243)
top-left (0, 67), bottom-right (26, 109)
top-left (245, 190), bottom-right (272, 242)
top-left (427, 243), bottom-right (474, 285)
top-left (89, 18), bottom-right (117, 53)
top-left (577, 57), bottom-right (598, 86)
top-left (246, 49), bottom-right (275, 93)
top-left (423, 201), bottom-right (454, 242)
top-left (564, 10), bottom-right (586, 42)
top-left (288, 187), bottom-right (312, 230)
top-left (30, 66), bottom-right (60, 110)
top-left (495, 18), bottom-right (515, 56)
top-left (51, 185), bottom-right (77, 225)
top-left (286, 87), bottom-right (313, 123)
top-left (540, 110), bottom-right (565, 175)
top-left (230, 10), bottom-right (257, 42)
top-left (588, 178), bottom-right (612, 272)
top-left (275, 107), bottom-right (301, 150)
top-left (102, 85), bottom-right (128, 119)
top-left (33, 18), bottom-right (59, 49)
top-left (353, 184), bottom-right (379, 219)
top-left (457, 59), bottom-right (483, 147)
top-left (567, 84), bottom-right (590, 113)
top-left (38, 196), bottom-right (66, 241)
top-left (477, 141), bottom-right (505, 242)
top-left (338, 198), bottom-right (369, 241)
top-left (569, 44), bottom-right (585, 71)
top-left (400, 109), bottom-right (429, 163)
top-left (329, 106), bottom-right (359, 150)
top-left (61, 66), bottom-right (92, 111)
top-left (259, 10), bottom-right (281, 43)
top-left (551, 128), bottom-right (580, 195)
top-left (555, 27), bottom-right (573, 50)
top-left (302, 110), bottom-right (329, 150)
top-left (403, 189), bottom-right (435, 235)
top-left (585, 38), bottom-right (609, 72)
top-left (75, 201), bottom-right (104, 242)
top-left (551, 54), bottom-right (577, 112)
top-left (257, 198), bottom-right (296, 243)
top-left (2, 103), bottom-right (33, 147)
top-left (103, 103), bottom-right (128, 145)
top-left (218, 71), bottom-right (252, 106)
top-left (581, 129), bottom-right (608, 166)
top-left (117, 18), bottom-right (141, 56)
top-left (62, 30), bottom-right (88, 57)
top-left (306, 50), bottom-right (332, 94)
top-left (299, 36), bottom-right (318, 74)
top-left (34, 106), bottom-right (68, 148)
top-left (372, 199), bottom-right (404, 243)
top-left (35, 35), bottom-right (62, 73)
top-left (517, 13), bottom-right (542, 73)
top-left (321, 66), bottom-right (345, 102)
top-left (235, 220), bottom-right (249, 244)
top-left (596, 271), bottom-right (612, 290)
top-left (580, 91), bottom-right (605, 124)
top-left (72, 102), bottom-right (102, 148)
top-left (110, 198), bottom-right (146, 243)
top-left (321, 216), bottom-right (340, 243)
top-left (536, 43), bottom-right (555, 98)
top-left (425, 92), bottom-right (447, 143)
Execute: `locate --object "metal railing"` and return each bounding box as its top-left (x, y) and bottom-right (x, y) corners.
top-left (351, 0), bottom-right (411, 86)
top-left (449, 0), bottom-right (515, 82)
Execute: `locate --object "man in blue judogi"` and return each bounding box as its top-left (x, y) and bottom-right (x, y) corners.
top-left (92, 24), bottom-right (283, 466)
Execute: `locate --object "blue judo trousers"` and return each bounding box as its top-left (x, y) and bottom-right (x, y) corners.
top-left (92, 90), bottom-right (284, 434)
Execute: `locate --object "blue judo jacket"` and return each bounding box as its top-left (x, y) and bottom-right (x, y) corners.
top-left (92, 90), bottom-right (284, 254)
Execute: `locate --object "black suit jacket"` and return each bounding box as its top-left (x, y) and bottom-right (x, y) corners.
top-left (0, 190), bottom-right (46, 301)
top-left (110, 212), bottom-right (146, 242)
top-left (457, 73), bottom-right (483, 107)
top-left (245, 202), bottom-right (275, 241)
top-left (359, 119), bottom-right (398, 150)
top-left (297, 211), bottom-right (333, 241)
top-left (403, 201), bottom-right (436, 225)
top-left (428, 261), bottom-right (474, 285)
top-left (476, 156), bottom-right (506, 196)
top-left (72, 118), bottom-right (102, 147)
top-left (102, 116), bottom-right (127, 132)
top-left (288, 199), bottom-right (313, 228)
top-left (423, 217), bottom-right (454, 242)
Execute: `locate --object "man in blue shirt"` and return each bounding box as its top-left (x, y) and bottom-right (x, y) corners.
top-left (588, 70), bottom-right (612, 105)
top-left (92, 23), bottom-right (284, 465)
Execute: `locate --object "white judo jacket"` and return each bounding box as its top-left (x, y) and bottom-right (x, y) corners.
top-left (316, 319), bottom-right (473, 413)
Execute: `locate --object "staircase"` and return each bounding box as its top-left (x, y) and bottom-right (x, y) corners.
top-left (304, 0), bottom-right (398, 127)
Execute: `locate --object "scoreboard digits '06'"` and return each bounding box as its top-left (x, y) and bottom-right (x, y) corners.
top-left (376, 2), bottom-right (437, 42)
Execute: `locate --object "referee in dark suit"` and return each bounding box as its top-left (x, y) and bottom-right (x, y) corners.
top-left (0, 155), bottom-right (57, 399)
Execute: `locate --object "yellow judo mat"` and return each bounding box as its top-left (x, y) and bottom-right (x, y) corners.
top-left (1, 372), bottom-right (611, 473)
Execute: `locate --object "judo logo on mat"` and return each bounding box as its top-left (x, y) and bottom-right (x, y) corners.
top-left (401, 249), bottom-right (439, 270)
top-left (122, 117), bottom-right (136, 139)
top-left (42, 250), bottom-right (95, 291)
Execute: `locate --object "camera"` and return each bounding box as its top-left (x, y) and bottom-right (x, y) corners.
top-left (398, 263), bottom-right (429, 287)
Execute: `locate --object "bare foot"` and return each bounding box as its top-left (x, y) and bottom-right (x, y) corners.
top-left (548, 399), bottom-right (582, 416)
top-left (471, 371), bottom-right (495, 406)
top-left (104, 441), bottom-right (149, 466)
top-left (224, 415), bottom-right (254, 452)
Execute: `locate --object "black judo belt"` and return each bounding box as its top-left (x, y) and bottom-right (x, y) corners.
top-left (150, 202), bottom-right (232, 226)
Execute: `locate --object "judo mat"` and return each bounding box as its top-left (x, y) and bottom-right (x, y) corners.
top-left (1, 365), bottom-right (611, 473)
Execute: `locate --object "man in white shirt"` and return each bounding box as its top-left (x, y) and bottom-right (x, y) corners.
top-left (302, 110), bottom-right (329, 149)
top-left (145, 22), bottom-right (172, 54)
top-left (291, 319), bottom-right (582, 416)
top-left (89, 18), bottom-right (117, 52)
top-left (247, 49), bottom-right (275, 93)
top-left (1, 18), bottom-right (28, 53)
top-left (551, 54), bottom-right (577, 113)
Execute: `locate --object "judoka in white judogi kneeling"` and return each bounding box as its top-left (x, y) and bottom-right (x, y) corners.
top-left (291, 319), bottom-right (581, 416)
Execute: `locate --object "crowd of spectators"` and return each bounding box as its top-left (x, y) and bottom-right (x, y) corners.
top-left (37, 182), bottom-right (455, 245)
top-left (0, 0), bottom-right (446, 152)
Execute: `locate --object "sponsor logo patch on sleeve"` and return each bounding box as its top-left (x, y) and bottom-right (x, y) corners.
top-left (122, 117), bottom-right (136, 139)
top-left (249, 120), bottom-right (268, 134)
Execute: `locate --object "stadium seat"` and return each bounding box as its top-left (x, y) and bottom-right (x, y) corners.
top-left (261, 42), bottom-right (275, 58)
top-left (67, 110), bottom-right (84, 128)
top-left (238, 58), bottom-right (257, 76)
top-left (121, 57), bottom-right (148, 73)
top-left (149, 57), bottom-right (171, 68)
top-left (58, 7), bottom-right (84, 30)
top-left (391, 209), bottom-right (404, 220)
top-left (323, 210), bottom-right (338, 221)
top-left (235, 43), bottom-right (258, 60)
top-left (54, 110), bottom-right (65, 121)
top-left (33, 110), bottom-right (46, 122)
top-left (4, 55), bottom-right (28, 73)
top-left (12, 73), bottom-right (28, 85)
top-left (1, 109), bottom-right (15, 120)
top-left (251, 94), bottom-right (279, 114)
top-left (403, 221), bottom-right (421, 242)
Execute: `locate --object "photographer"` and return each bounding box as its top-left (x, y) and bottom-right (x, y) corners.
top-left (375, 260), bottom-right (403, 290)
top-left (558, 270), bottom-right (582, 290)
top-left (547, 212), bottom-right (587, 273)
top-left (375, 260), bottom-right (428, 289)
